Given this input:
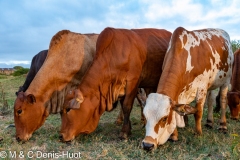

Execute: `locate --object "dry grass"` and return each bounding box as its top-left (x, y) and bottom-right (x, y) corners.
top-left (0, 75), bottom-right (239, 159)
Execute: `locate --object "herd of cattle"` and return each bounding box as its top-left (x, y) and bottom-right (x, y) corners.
top-left (12, 26), bottom-right (240, 151)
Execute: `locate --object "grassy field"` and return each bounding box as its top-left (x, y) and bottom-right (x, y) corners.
top-left (0, 75), bottom-right (239, 159)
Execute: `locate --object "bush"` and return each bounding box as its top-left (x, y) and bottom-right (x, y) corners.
top-left (13, 66), bottom-right (23, 70)
top-left (13, 68), bottom-right (29, 76)
top-left (231, 40), bottom-right (240, 53)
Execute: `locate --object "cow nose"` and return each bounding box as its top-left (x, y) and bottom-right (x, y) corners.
top-left (142, 142), bottom-right (154, 151)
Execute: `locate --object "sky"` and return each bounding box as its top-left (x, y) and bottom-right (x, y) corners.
top-left (0, 0), bottom-right (240, 68)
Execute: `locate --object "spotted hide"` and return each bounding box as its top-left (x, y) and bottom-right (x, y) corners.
top-left (142, 27), bottom-right (233, 151)
top-left (14, 30), bottom-right (98, 141)
top-left (60, 27), bottom-right (172, 142)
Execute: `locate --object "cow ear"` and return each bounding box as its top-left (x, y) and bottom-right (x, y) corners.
top-left (172, 104), bottom-right (197, 116)
top-left (26, 94), bottom-right (36, 104)
top-left (68, 89), bottom-right (84, 110)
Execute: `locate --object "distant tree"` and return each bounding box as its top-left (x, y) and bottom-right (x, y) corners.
top-left (13, 68), bottom-right (29, 76)
top-left (13, 66), bottom-right (23, 70)
top-left (231, 40), bottom-right (240, 53)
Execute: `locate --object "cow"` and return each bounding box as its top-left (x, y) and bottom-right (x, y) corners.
top-left (226, 49), bottom-right (240, 119)
top-left (15, 50), bottom-right (48, 96)
top-left (14, 30), bottom-right (99, 141)
top-left (60, 27), bottom-right (172, 142)
top-left (215, 49), bottom-right (240, 119)
top-left (142, 27), bottom-right (233, 151)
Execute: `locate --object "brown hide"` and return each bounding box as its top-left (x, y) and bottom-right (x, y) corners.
top-left (14, 30), bottom-right (98, 141)
top-left (60, 27), bottom-right (172, 141)
top-left (227, 49), bottom-right (240, 119)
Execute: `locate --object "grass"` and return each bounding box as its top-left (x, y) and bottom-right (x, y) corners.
top-left (0, 75), bottom-right (240, 159)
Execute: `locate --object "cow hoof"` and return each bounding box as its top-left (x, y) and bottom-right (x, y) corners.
top-left (194, 132), bottom-right (202, 136)
top-left (168, 138), bottom-right (178, 142)
top-left (204, 123), bottom-right (213, 129)
top-left (218, 128), bottom-right (228, 134)
top-left (168, 135), bottom-right (178, 142)
top-left (115, 120), bottom-right (123, 126)
top-left (119, 132), bottom-right (130, 140)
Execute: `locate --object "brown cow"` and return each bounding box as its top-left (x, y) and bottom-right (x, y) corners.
top-left (14, 30), bottom-right (98, 141)
top-left (60, 27), bottom-right (172, 142)
top-left (142, 27), bottom-right (233, 151)
top-left (227, 49), bottom-right (240, 119)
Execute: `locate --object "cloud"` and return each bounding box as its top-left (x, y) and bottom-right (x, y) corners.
top-left (0, 61), bottom-right (30, 65)
top-left (0, 0), bottom-right (239, 68)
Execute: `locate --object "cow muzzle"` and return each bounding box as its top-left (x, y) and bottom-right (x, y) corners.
top-left (16, 134), bottom-right (32, 142)
top-left (142, 142), bottom-right (155, 151)
top-left (59, 133), bottom-right (75, 143)
top-left (142, 136), bottom-right (157, 151)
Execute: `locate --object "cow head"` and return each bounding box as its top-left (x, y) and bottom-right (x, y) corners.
top-left (60, 89), bottom-right (96, 142)
top-left (227, 92), bottom-right (240, 120)
top-left (14, 92), bottom-right (49, 141)
top-left (142, 93), bottom-right (197, 151)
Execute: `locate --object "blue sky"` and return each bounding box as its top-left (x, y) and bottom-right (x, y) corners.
top-left (0, 0), bottom-right (239, 68)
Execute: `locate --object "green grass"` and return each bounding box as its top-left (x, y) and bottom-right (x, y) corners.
top-left (0, 75), bottom-right (240, 159)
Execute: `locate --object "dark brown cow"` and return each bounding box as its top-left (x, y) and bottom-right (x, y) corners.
top-left (14, 30), bottom-right (98, 141)
top-left (60, 27), bottom-right (172, 142)
top-left (142, 27), bottom-right (233, 151)
top-left (16, 50), bottom-right (48, 96)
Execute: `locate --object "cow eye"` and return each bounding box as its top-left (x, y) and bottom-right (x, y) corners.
top-left (17, 109), bottom-right (22, 115)
top-left (162, 116), bottom-right (168, 123)
top-left (66, 108), bottom-right (71, 112)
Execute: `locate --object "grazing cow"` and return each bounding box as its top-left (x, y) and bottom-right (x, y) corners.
top-left (60, 27), bottom-right (172, 142)
top-left (142, 27), bottom-right (233, 151)
top-left (14, 30), bottom-right (98, 141)
top-left (227, 49), bottom-right (240, 119)
top-left (16, 50), bottom-right (48, 96)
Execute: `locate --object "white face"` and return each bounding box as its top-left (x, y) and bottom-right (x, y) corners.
top-left (143, 93), bottom-right (185, 147)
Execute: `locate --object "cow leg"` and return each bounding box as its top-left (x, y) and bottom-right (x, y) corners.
top-left (119, 84), bottom-right (138, 140)
top-left (214, 90), bottom-right (221, 113)
top-left (218, 85), bottom-right (228, 133)
top-left (205, 91), bottom-right (215, 128)
top-left (194, 90), bottom-right (207, 135)
top-left (169, 128), bottom-right (178, 142)
top-left (136, 89), bottom-right (146, 125)
top-left (115, 102), bottom-right (124, 125)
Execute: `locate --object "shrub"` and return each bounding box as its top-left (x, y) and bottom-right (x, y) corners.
top-left (231, 40), bottom-right (240, 53)
top-left (12, 68), bottom-right (29, 76)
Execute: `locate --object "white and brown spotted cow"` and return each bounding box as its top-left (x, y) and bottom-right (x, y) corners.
top-left (142, 27), bottom-right (233, 151)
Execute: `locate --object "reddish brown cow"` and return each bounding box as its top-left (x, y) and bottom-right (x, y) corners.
top-left (14, 30), bottom-right (98, 141)
top-left (60, 27), bottom-right (172, 142)
top-left (142, 27), bottom-right (233, 151)
top-left (227, 49), bottom-right (240, 119)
